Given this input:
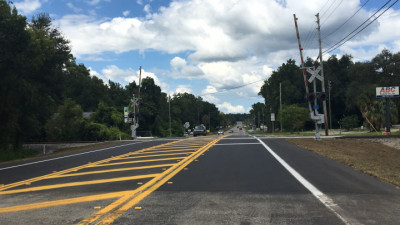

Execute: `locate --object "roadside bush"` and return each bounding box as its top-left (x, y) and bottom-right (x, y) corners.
top-left (341, 115), bottom-right (359, 131)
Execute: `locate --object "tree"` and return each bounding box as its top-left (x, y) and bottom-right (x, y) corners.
top-left (45, 99), bottom-right (85, 141)
top-left (278, 105), bottom-right (310, 133)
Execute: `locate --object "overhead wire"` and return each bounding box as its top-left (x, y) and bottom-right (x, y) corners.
top-left (320, 0), bottom-right (345, 26)
top-left (200, 79), bottom-right (266, 97)
top-left (323, 0), bottom-right (398, 54)
top-left (322, 0), bottom-right (371, 40)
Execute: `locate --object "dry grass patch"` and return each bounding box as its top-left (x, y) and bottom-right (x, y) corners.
top-left (287, 138), bottom-right (400, 187)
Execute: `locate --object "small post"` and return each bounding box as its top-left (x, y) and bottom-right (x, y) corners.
top-left (386, 98), bottom-right (391, 133)
top-left (43, 144), bottom-right (46, 155)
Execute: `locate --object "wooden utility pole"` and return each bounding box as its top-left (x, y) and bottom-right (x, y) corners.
top-left (316, 13), bottom-right (329, 136)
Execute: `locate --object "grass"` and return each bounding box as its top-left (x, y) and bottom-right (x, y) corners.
top-left (0, 148), bottom-right (38, 163)
top-left (287, 138), bottom-right (400, 187)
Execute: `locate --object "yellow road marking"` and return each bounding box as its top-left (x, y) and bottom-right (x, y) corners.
top-left (46, 164), bottom-right (174, 179)
top-left (0, 191), bottom-right (131, 213)
top-left (0, 139), bottom-right (184, 192)
top-left (132, 149), bottom-right (197, 155)
top-left (0, 174), bottom-right (158, 195)
top-left (0, 137), bottom-right (226, 219)
top-left (87, 139), bottom-right (220, 225)
top-left (120, 152), bottom-right (193, 160)
top-left (90, 157), bottom-right (186, 168)
top-left (141, 145), bottom-right (203, 151)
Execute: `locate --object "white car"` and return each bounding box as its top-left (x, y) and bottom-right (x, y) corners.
top-left (217, 130), bottom-right (224, 135)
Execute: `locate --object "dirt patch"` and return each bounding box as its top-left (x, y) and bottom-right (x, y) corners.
top-left (287, 138), bottom-right (400, 187)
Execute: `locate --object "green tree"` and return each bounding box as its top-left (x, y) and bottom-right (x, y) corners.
top-left (278, 105), bottom-right (310, 133)
top-left (45, 99), bottom-right (85, 141)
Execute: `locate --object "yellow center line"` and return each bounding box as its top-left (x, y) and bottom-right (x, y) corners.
top-left (0, 174), bottom-right (159, 195)
top-left (0, 191), bottom-right (132, 214)
top-left (46, 164), bottom-right (175, 179)
top-left (80, 138), bottom-right (221, 225)
top-left (89, 157), bottom-right (186, 168)
top-left (121, 152), bottom-right (195, 159)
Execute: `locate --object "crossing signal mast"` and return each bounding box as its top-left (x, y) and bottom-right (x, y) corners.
top-left (125, 66), bottom-right (142, 139)
top-left (294, 14), bottom-right (328, 140)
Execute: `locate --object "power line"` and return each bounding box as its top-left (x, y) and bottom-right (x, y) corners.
top-left (323, 0), bottom-right (396, 54)
top-left (322, 0), bottom-right (371, 40)
top-left (200, 79), bottom-right (265, 96)
top-left (321, 0), bottom-right (345, 26)
top-left (320, 0), bottom-right (337, 18)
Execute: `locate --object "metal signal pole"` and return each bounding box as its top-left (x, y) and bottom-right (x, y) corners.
top-left (316, 13), bottom-right (329, 136)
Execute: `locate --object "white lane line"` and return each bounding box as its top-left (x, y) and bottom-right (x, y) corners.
top-left (0, 141), bottom-right (153, 171)
top-left (255, 137), bottom-right (361, 225)
top-left (214, 143), bottom-right (261, 146)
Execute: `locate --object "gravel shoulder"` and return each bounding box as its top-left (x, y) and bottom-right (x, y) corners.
top-left (287, 137), bottom-right (400, 188)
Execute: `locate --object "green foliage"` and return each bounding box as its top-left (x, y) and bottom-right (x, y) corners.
top-left (278, 105), bottom-right (310, 133)
top-left (45, 99), bottom-right (85, 141)
top-left (340, 115), bottom-right (359, 131)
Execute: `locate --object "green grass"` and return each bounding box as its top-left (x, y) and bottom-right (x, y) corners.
top-left (0, 148), bottom-right (38, 163)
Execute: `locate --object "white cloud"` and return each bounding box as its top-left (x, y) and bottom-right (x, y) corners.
top-left (201, 86), bottom-right (219, 103)
top-left (175, 85), bottom-right (192, 94)
top-left (52, 0), bottom-right (400, 111)
top-left (217, 102), bottom-right (246, 113)
top-left (90, 65), bottom-right (169, 93)
top-left (123, 10), bottom-right (130, 17)
top-left (67, 3), bottom-right (82, 13)
top-left (14, 0), bottom-right (42, 15)
top-left (170, 57), bottom-right (204, 79)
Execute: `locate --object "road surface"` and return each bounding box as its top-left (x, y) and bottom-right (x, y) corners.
top-left (0, 131), bottom-right (399, 224)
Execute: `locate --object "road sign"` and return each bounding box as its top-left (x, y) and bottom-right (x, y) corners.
top-left (376, 86), bottom-right (399, 98)
top-left (307, 66), bottom-right (322, 83)
top-left (271, 113), bottom-right (275, 121)
top-left (124, 107), bottom-right (129, 117)
top-left (184, 122), bottom-right (190, 129)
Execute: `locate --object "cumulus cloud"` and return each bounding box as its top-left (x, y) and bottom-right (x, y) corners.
top-left (170, 57), bottom-right (204, 79)
top-left (201, 86), bottom-right (219, 103)
top-left (14, 0), bottom-right (42, 15)
top-left (89, 65), bottom-right (169, 92)
top-left (174, 85), bottom-right (192, 94)
top-left (217, 102), bottom-right (246, 114)
top-left (55, 0), bottom-right (393, 65)
top-left (52, 0), bottom-right (400, 110)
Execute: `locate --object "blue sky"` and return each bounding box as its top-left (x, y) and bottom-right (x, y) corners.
top-left (12, 0), bottom-right (400, 113)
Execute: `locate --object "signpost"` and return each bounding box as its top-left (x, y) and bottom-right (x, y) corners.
top-left (271, 113), bottom-right (275, 133)
top-left (376, 86), bottom-right (399, 134)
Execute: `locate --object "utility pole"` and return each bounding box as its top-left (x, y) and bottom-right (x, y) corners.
top-left (168, 94), bottom-right (171, 137)
top-left (328, 80), bottom-right (332, 130)
top-left (316, 13), bottom-right (329, 136)
top-left (280, 82), bottom-right (282, 133)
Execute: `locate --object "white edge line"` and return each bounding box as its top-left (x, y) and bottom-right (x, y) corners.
top-left (255, 137), bottom-right (360, 225)
top-left (0, 141), bottom-right (155, 171)
top-left (214, 143), bottom-right (261, 146)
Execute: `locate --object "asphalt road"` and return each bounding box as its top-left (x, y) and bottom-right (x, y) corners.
top-left (1, 131), bottom-right (400, 224)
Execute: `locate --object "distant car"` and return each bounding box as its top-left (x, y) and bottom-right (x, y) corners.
top-left (228, 130), bottom-right (233, 133)
top-left (193, 125), bottom-right (207, 136)
top-left (217, 130), bottom-right (224, 135)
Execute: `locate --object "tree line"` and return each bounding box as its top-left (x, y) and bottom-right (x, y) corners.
top-left (254, 50), bottom-right (400, 132)
top-left (0, 2), bottom-right (229, 152)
